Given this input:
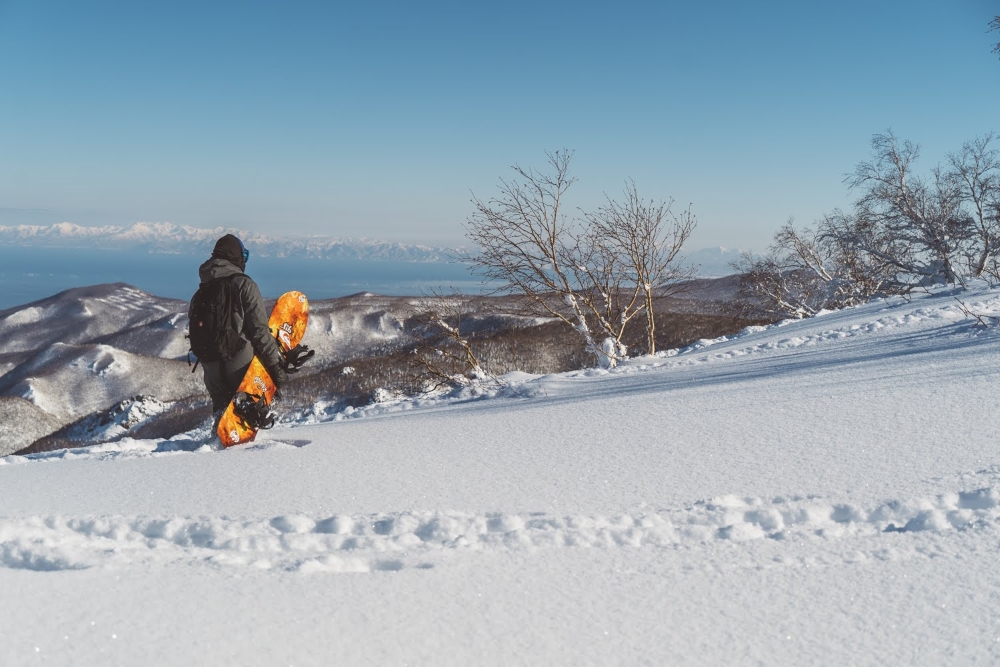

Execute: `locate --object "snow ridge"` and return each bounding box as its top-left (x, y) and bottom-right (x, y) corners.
top-left (3, 478), bottom-right (998, 573)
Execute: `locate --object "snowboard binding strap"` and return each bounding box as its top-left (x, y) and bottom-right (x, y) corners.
top-left (232, 391), bottom-right (276, 431)
top-left (283, 344), bottom-right (315, 373)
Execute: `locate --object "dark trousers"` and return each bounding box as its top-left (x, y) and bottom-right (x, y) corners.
top-left (201, 343), bottom-right (254, 414)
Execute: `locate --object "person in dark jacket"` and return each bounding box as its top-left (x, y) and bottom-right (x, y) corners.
top-left (193, 234), bottom-right (288, 419)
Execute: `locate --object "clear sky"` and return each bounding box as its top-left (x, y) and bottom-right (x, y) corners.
top-left (1, 1), bottom-right (999, 250)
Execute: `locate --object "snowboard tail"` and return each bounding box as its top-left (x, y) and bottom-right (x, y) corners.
top-left (217, 291), bottom-right (309, 447)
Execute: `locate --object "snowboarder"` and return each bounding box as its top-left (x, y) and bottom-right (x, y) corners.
top-left (190, 234), bottom-right (289, 426)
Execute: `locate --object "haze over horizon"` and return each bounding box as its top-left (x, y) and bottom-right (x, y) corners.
top-left (2, 1), bottom-right (998, 251)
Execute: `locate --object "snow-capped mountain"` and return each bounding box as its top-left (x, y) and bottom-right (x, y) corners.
top-left (0, 222), bottom-right (460, 262)
top-left (0, 222), bottom-right (747, 276)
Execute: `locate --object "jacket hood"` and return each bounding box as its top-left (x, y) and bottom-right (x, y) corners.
top-left (212, 234), bottom-right (246, 271)
top-left (198, 257), bottom-right (244, 284)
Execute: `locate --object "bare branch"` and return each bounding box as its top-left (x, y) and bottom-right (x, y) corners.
top-left (407, 290), bottom-right (501, 392)
top-left (992, 16), bottom-right (1000, 58)
top-left (954, 297), bottom-right (1000, 328)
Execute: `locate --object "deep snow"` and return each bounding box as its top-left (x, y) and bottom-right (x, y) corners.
top-left (3, 283), bottom-right (1000, 665)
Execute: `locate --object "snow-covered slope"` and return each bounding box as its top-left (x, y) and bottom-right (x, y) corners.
top-left (0, 285), bottom-right (199, 444)
top-left (0, 283), bottom-right (186, 358)
top-left (2, 284), bottom-right (1000, 665)
top-left (0, 343), bottom-right (203, 423)
top-left (0, 397), bottom-right (62, 456)
top-left (302, 292), bottom-right (416, 363)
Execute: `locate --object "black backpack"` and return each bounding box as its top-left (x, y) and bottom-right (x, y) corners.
top-left (188, 277), bottom-right (244, 364)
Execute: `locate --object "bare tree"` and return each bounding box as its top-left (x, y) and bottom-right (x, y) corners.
top-left (464, 150), bottom-right (604, 362)
top-left (583, 182), bottom-right (696, 354)
top-left (839, 131), bottom-right (971, 287)
top-left (466, 153), bottom-right (698, 366)
top-left (732, 249), bottom-right (813, 319)
top-left (565, 225), bottom-right (635, 361)
top-left (818, 210), bottom-right (906, 296)
top-left (732, 222), bottom-right (834, 319)
top-left (733, 216), bottom-right (902, 319)
top-left (947, 133), bottom-right (1000, 277)
top-left (734, 131), bottom-right (1000, 321)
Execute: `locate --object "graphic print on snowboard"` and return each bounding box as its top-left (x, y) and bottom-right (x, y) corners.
top-left (217, 290), bottom-right (309, 447)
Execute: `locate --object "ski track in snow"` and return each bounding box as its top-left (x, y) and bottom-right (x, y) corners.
top-left (4, 474), bottom-right (1000, 575)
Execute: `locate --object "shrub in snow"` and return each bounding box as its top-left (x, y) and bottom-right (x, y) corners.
top-left (599, 337), bottom-right (622, 369)
top-left (370, 387), bottom-right (394, 404)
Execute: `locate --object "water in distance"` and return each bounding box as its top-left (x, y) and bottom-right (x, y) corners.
top-left (0, 246), bottom-right (482, 310)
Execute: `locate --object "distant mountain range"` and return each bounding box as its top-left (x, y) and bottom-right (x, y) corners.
top-left (0, 222), bottom-right (459, 262)
top-left (684, 246), bottom-right (744, 278)
top-left (0, 222), bottom-right (745, 276)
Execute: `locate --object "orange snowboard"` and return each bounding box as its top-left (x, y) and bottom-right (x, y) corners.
top-left (217, 291), bottom-right (309, 447)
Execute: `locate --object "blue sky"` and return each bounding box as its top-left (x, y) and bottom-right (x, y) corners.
top-left (1, 1), bottom-right (998, 250)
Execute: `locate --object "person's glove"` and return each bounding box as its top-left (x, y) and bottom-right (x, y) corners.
top-left (283, 344), bottom-right (315, 373)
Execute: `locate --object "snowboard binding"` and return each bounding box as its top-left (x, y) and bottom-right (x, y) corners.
top-left (283, 343), bottom-right (315, 373)
top-left (232, 391), bottom-right (276, 431)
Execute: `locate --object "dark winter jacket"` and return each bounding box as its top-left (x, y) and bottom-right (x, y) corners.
top-left (193, 257), bottom-right (289, 388)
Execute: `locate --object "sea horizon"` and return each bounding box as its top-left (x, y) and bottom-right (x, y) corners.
top-left (0, 245), bottom-right (482, 310)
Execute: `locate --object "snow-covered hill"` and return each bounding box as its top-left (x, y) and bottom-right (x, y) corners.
top-left (0, 284), bottom-right (409, 373)
top-left (0, 285), bottom-right (537, 454)
top-left (0, 397), bottom-right (62, 454)
top-left (1, 283), bottom-right (1000, 665)
top-left (0, 283), bottom-right (184, 357)
top-left (0, 222), bottom-right (458, 261)
top-left (0, 279), bottom-right (746, 456)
